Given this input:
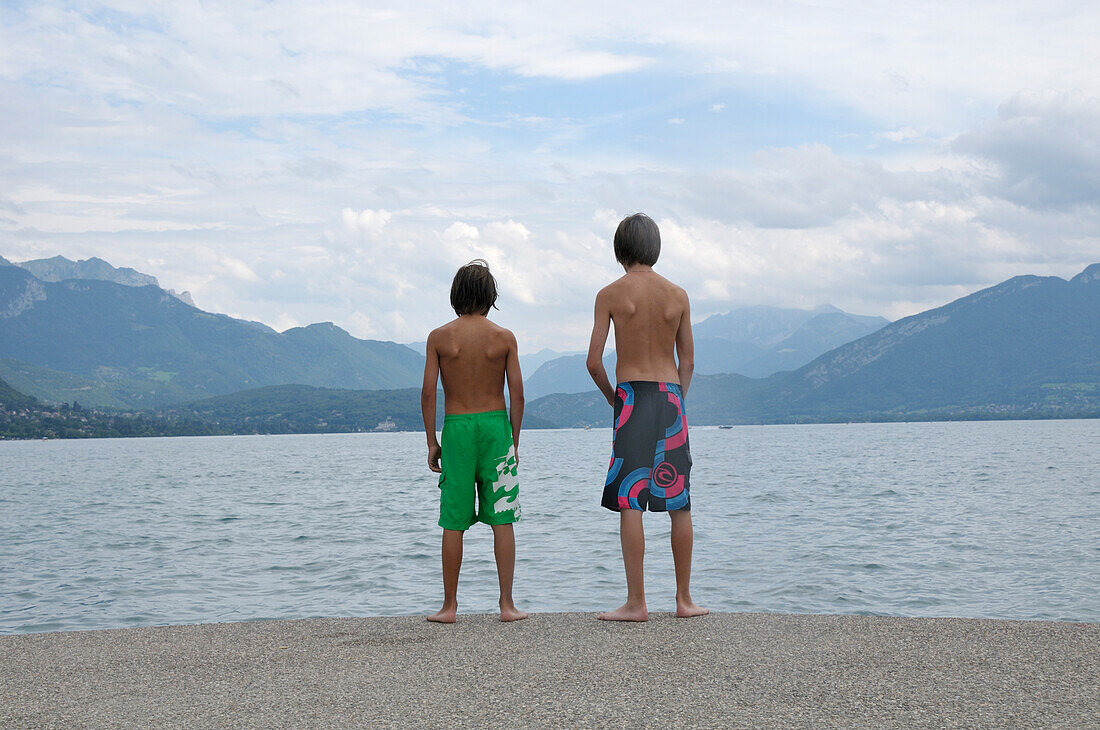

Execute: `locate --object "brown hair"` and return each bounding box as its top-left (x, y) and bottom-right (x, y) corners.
top-left (450, 259), bottom-right (498, 316)
top-left (614, 213), bottom-right (661, 266)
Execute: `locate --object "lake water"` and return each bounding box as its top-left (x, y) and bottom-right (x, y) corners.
top-left (1, 420), bottom-right (1097, 633)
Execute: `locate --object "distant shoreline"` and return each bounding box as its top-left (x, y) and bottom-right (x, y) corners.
top-left (2, 612), bottom-right (1096, 727)
top-left (2, 411), bottom-right (1099, 441)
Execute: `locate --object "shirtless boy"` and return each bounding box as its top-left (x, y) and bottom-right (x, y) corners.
top-left (422, 260), bottom-right (527, 623)
top-left (587, 213), bottom-right (709, 622)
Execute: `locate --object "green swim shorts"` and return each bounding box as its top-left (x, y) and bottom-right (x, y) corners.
top-left (438, 410), bottom-right (521, 531)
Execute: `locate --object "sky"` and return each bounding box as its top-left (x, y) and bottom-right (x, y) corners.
top-left (1, 1), bottom-right (1098, 351)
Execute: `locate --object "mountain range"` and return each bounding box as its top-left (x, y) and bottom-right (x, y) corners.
top-left (693, 305), bottom-right (889, 377)
top-left (527, 264), bottom-right (1100, 426)
top-left (1, 254), bottom-right (1096, 431)
top-left (0, 259), bottom-right (423, 408)
top-left (11, 255), bottom-right (196, 306)
top-left (2, 253), bottom-right (889, 409)
top-left (523, 305), bottom-right (888, 398)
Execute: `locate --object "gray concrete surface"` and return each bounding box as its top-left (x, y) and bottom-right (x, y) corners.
top-left (1, 612), bottom-right (1097, 728)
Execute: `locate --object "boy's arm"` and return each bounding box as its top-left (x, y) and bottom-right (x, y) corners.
top-left (421, 332), bottom-right (442, 473)
top-left (504, 330), bottom-right (524, 457)
top-left (586, 289), bottom-right (616, 406)
top-left (675, 290), bottom-right (695, 397)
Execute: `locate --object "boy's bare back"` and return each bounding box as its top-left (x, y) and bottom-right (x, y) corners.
top-left (586, 213), bottom-right (706, 621)
top-left (422, 261), bottom-right (527, 624)
top-left (426, 316), bottom-right (520, 415)
top-left (590, 270), bottom-right (693, 392)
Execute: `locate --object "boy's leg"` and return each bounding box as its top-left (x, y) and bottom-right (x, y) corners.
top-left (475, 414), bottom-right (525, 621)
top-left (428, 528), bottom-right (463, 623)
top-left (433, 415), bottom-right (477, 622)
top-left (491, 523), bottom-right (528, 622)
top-left (599, 509), bottom-right (648, 621)
top-left (669, 509), bottom-right (708, 617)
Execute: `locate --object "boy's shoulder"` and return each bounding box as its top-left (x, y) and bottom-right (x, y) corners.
top-left (597, 276), bottom-right (630, 299)
top-left (486, 319), bottom-right (518, 344)
top-left (426, 320), bottom-right (456, 341)
top-left (600, 272), bottom-right (688, 299)
top-left (649, 272), bottom-right (688, 301)
top-left (427, 317), bottom-right (516, 345)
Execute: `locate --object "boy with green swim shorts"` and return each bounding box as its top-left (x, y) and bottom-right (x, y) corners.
top-left (421, 260), bottom-right (527, 623)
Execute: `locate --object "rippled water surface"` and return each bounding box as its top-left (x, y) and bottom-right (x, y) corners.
top-left (1, 420), bottom-right (1097, 632)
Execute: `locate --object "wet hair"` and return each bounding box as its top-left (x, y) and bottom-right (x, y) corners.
top-left (450, 259), bottom-right (499, 316)
top-left (614, 213), bottom-right (661, 266)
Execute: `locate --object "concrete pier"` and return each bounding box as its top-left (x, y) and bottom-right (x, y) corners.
top-left (2, 612), bottom-right (1096, 728)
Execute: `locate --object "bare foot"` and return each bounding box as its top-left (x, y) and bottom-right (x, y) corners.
top-left (427, 606), bottom-right (457, 623)
top-left (598, 603), bottom-right (649, 622)
top-left (675, 600), bottom-right (709, 618)
top-left (499, 606), bottom-right (529, 622)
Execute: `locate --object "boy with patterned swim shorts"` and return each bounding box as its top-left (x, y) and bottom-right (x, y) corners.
top-left (421, 260), bottom-right (527, 623)
top-left (587, 213), bottom-right (709, 622)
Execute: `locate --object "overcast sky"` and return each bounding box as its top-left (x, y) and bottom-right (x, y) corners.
top-left (1, 2), bottom-right (1098, 350)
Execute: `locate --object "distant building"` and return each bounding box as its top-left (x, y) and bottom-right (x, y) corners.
top-left (375, 417), bottom-right (397, 432)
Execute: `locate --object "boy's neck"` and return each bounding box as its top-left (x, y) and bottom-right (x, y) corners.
top-left (623, 263), bottom-right (655, 274)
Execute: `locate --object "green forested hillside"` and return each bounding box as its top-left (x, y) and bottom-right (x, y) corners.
top-left (0, 376), bottom-right (219, 439)
top-left (158, 384), bottom-right (553, 433)
top-left (0, 358), bottom-right (178, 409)
top-left (0, 376), bottom-right (37, 409)
top-left (160, 385), bottom-right (431, 433)
top-left (1, 376), bottom-right (546, 439)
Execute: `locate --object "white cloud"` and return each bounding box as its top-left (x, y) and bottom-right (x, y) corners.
top-left (0, 3), bottom-right (1097, 352)
top-left (953, 90), bottom-right (1100, 207)
top-left (219, 257), bottom-right (261, 283)
top-left (443, 222), bottom-right (480, 242)
top-left (272, 313), bottom-right (301, 332)
top-left (880, 126), bottom-right (923, 142)
top-left (342, 208), bottom-right (393, 239)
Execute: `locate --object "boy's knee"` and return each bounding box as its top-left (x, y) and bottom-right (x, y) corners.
top-left (487, 520), bottom-right (517, 534)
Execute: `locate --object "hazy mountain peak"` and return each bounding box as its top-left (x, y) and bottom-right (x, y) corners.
top-left (0, 255), bottom-right (12, 267)
top-left (812, 304), bottom-right (843, 314)
top-left (17, 255), bottom-right (159, 289)
top-left (694, 303), bottom-right (887, 351)
top-left (956, 273), bottom-right (1056, 308)
top-left (14, 254), bottom-right (204, 307)
top-left (281, 321), bottom-right (359, 341)
top-left (167, 289), bottom-right (196, 307)
top-left (1071, 263), bottom-right (1100, 284)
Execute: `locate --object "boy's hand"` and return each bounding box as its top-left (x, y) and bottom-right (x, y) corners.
top-left (427, 444), bottom-right (442, 473)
